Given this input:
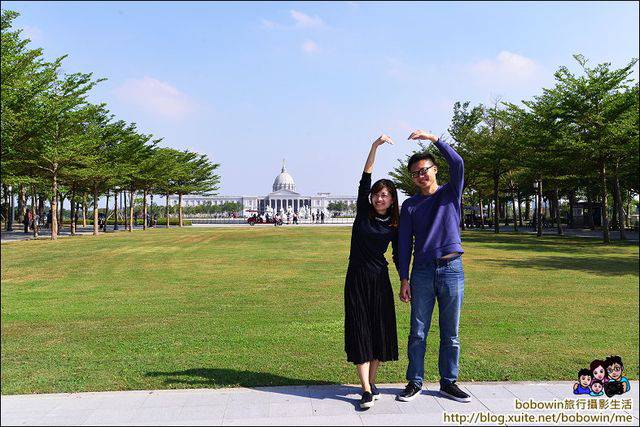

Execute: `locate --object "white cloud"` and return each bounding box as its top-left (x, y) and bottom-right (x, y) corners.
top-left (301, 40), bottom-right (319, 54)
top-left (260, 18), bottom-right (279, 30)
top-left (470, 51), bottom-right (541, 85)
top-left (21, 25), bottom-right (43, 42)
top-left (290, 10), bottom-right (325, 28)
top-left (114, 77), bottom-right (197, 120)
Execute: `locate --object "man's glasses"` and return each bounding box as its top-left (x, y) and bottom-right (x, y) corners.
top-left (410, 165), bottom-right (435, 178)
top-left (607, 366), bottom-right (622, 373)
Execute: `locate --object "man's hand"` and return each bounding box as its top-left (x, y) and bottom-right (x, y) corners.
top-left (408, 130), bottom-right (438, 143)
top-left (374, 134), bottom-right (394, 146)
top-left (399, 280), bottom-right (411, 303)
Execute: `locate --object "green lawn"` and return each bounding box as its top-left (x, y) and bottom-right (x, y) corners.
top-left (1, 227), bottom-right (638, 395)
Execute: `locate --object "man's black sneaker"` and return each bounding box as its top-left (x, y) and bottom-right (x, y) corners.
top-left (371, 384), bottom-right (381, 400)
top-left (360, 391), bottom-right (374, 409)
top-left (440, 382), bottom-right (471, 403)
top-left (396, 382), bottom-right (421, 402)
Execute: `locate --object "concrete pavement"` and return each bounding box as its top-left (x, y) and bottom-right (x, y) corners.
top-left (2, 381), bottom-right (638, 426)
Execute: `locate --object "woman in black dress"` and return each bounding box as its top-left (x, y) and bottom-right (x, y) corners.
top-left (345, 134), bottom-right (400, 409)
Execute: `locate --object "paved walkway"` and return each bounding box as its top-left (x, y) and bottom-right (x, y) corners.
top-left (2, 381), bottom-right (638, 426)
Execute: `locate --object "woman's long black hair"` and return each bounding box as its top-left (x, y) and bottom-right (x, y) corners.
top-left (368, 179), bottom-right (400, 227)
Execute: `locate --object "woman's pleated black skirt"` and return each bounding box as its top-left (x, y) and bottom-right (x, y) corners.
top-left (344, 263), bottom-right (398, 365)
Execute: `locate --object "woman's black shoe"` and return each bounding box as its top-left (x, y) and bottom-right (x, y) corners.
top-left (371, 384), bottom-right (381, 400)
top-left (360, 391), bottom-right (375, 409)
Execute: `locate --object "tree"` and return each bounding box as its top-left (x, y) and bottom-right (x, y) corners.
top-left (553, 54), bottom-right (638, 244)
top-left (327, 201), bottom-right (348, 213)
top-left (170, 150), bottom-right (221, 227)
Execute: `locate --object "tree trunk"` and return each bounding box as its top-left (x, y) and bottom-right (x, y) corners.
top-left (60, 191), bottom-right (66, 232)
top-left (129, 189), bottom-right (135, 232)
top-left (104, 190), bottom-right (110, 232)
top-left (517, 189), bottom-right (523, 227)
top-left (549, 192), bottom-right (555, 228)
top-left (536, 180), bottom-right (543, 237)
top-left (165, 194), bottom-right (170, 228)
top-left (3, 185), bottom-right (11, 231)
top-left (93, 185), bottom-right (99, 236)
top-left (554, 186), bottom-right (563, 236)
top-left (599, 159), bottom-right (611, 244)
top-left (51, 169), bottom-right (59, 240)
top-left (611, 189), bottom-right (618, 230)
top-left (31, 185), bottom-right (39, 238)
top-left (511, 196), bottom-right (517, 232)
top-left (613, 163), bottom-right (626, 240)
top-left (493, 173), bottom-right (500, 234)
top-left (143, 189), bottom-right (148, 231)
top-left (179, 194), bottom-right (184, 227)
top-left (82, 192), bottom-right (88, 228)
top-left (113, 190), bottom-right (119, 231)
top-left (70, 190), bottom-right (76, 235)
top-left (123, 190), bottom-right (128, 230)
top-left (38, 195), bottom-right (44, 224)
top-left (525, 197), bottom-right (531, 225)
top-left (586, 195), bottom-right (595, 230)
top-left (626, 190), bottom-right (632, 229)
top-left (479, 195), bottom-right (485, 228)
top-left (19, 184), bottom-right (26, 224)
top-left (567, 190), bottom-right (576, 228)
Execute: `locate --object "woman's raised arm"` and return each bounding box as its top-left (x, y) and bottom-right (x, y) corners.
top-left (364, 134), bottom-right (394, 173)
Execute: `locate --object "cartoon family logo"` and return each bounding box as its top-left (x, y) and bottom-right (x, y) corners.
top-left (573, 355), bottom-right (631, 397)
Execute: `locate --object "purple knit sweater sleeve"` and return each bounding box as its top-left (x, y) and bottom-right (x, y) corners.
top-left (434, 138), bottom-right (464, 202)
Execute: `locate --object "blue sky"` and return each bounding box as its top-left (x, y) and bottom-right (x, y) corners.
top-left (4, 1), bottom-right (639, 198)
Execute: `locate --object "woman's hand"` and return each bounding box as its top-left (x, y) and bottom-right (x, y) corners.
top-left (408, 130), bottom-right (438, 142)
top-left (373, 134), bottom-right (394, 146)
top-left (364, 134), bottom-right (393, 173)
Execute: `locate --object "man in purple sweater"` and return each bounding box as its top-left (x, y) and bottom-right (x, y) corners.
top-left (396, 130), bottom-right (471, 403)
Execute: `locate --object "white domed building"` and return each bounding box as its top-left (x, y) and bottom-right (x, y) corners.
top-left (169, 160), bottom-right (357, 217)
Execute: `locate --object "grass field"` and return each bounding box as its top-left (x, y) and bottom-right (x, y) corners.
top-left (1, 226), bottom-right (638, 395)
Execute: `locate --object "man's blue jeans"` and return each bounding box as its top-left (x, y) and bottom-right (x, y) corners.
top-left (406, 256), bottom-right (464, 388)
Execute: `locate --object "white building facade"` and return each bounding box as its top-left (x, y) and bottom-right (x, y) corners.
top-left (168, 163), bottom-right (357, 217)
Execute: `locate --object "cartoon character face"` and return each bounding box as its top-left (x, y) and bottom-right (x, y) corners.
top-left (579, 375), bottom-right (592, 387)
top-left (592, 365), bottom-right (606, 381)
top-left (591, 382), bottom-right (603, 394)
top-left (607, 363), bottom-right (623, 380)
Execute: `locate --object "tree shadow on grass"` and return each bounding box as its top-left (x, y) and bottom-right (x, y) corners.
top-left (482, 255), bottom-right (639, 277)
top-left (463, 233), bottom-right (636, 252)
top-left (145, 368), bottom-right (370, 410)
top-left (145, 368), bottom-right (334, 388)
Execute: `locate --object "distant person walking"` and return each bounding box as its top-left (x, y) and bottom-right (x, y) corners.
top-left (23, 209), bottom-right (32, 233)
top-left (344, 134), bottom-right (400, 410)
top-left (320, 211), bottom-right (325, 224)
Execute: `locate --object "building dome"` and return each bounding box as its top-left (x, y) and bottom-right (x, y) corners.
top-left (273, 161), bottom-right (296, 192)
